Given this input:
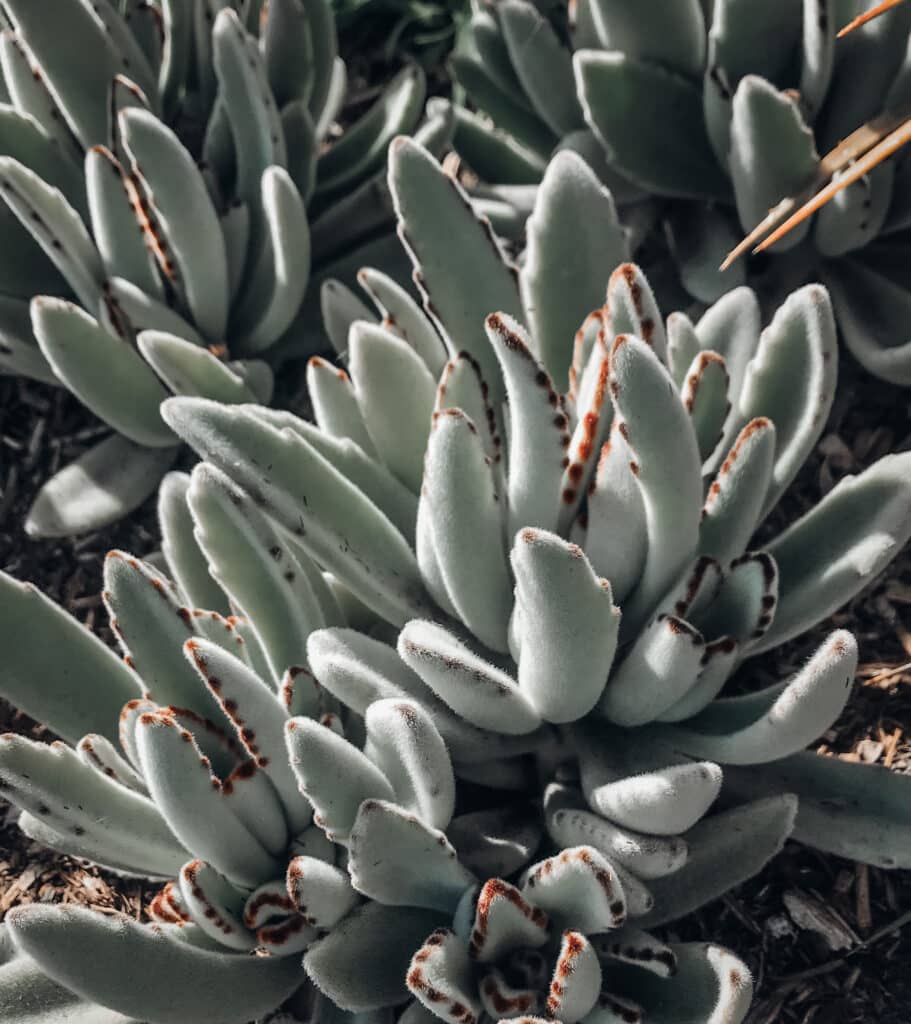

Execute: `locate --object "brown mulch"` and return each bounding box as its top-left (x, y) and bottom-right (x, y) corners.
top-left (1, 347), bottom-right (910, 1020)
top-left (0, 376), bottom-right (161, 613)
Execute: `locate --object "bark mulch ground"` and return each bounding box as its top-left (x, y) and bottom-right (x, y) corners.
top-left (0, 347), bottom-right (910, 1022)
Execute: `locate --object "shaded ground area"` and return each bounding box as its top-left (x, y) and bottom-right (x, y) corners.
top-left (0, 377), bottom-right (161, 612)
top-left (0, 346), bottom-right (910, 1021)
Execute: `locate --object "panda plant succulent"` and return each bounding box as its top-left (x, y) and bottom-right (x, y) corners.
top-left (3, 140), bottom-right (911, 1024)
top-left (0, 0), bottom-right (446, 538)
top-left (446, 0), bottom-right (911, 385)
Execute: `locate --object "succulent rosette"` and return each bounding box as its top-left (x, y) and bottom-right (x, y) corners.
top-left (446, 0), bottom-right (911, 383)
top-left (2, 139), bottom-right (911, 1023)
top-left (0, 0), bottom-right (443, 535)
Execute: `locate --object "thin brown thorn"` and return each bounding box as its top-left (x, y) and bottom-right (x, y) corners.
top-left (754, 117), bottom-right (911, 254)
top-left (720, 196), bottom-right (802, 271)
top-left (819, 111), bottom-right (907, 179)
top-left (721, 113), bottom-right (905, 272)
top-left (837, 0), bottom-right (906, 38)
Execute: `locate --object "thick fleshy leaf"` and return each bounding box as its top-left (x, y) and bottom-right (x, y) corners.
top-left (185, 637), bottom-right (312, 833)
top-left (577, 724), bottom-right (722, 836)
top-left (575, 52), bottom-right (729, 201)
top-left (602, 941), bottom-right (752, 1024)
top-left (694, 287), bottom-right (761, 439)
top-left (0, 943), bottom-right (134, 1024)
top-left (348, 321), bottom-right (436, 492)
top-left (658, 636), bottom-right (741, 725)
top-left (600, 614), bottom-right (704, 727)
top-left (357, 266), bottom-right (449, 377)
top-left (450, 99), bottom-right (547, 187)
top-left (758, 452), bottom-right (911, 652)
top-left (120, 108), bottom-right (228, 340)
top-left (640, 796), bottom-right (796, 926)
top-left (735, 285), bottom-right (837, 517)
top-left (0, 296), bottom-right (54, 383)
top-left (435, 352), bottom-right (502, 468)
top-left (285, 716), bottom-right (395, 842)
top-left (559, 346), bottom-right (612, 529)
top-left (348, 799), bottom-right (476, 911)
top-left (418, 407), bottom-right (512, 652)
top-left (487, 312), bottom-right (570, 537)
top-left (680, 352), bottom-right (729, 462)
top-left (452, 53), bottom-right (557, 158)
top-left (161, 398), bottom-right (430, 626)
top-left (102, 551), bottom-right (210, 715)
top-left (814, 163), bottom-right (894, 259)
top-left (0, 103), bottom-right (84, 215)
top-left (728, 76), bottom-right (818, 248)
top-left (604, 263), bottom-right (666, 364)
top-left (363, 698), bottom-right (456, 829)
top-left (320, 278), bottom-right (376, 355)
top-left (580, 423), bottom-right (647, 603)
top-left (698, 418), bottom-right (776, 562)
top-left (407, 930), bottom-right (479, 1024)
top-left (668, 631), bottom-right (857, 764)
top-left (702, 0), bottom-right (803, 163)
top-left (137, 331), bottom-right (258, 403)
top-left (316, 65), bottom-right (426, 205)
top-left (85, 144), bottom-right (162, 300)
top-left (821, 259), bottom-right (911, 386)
top-left (546, 931), bottom-right (601, 1023)
top-left (308, 629), bottom-right (546, 768)
top-left (307, 357), bottom-right (375, 453)
top-left (0, 32), bottom-right (76, 163)
top-left (497, 0), bottom-right (584, 137)
top-left (7, 905), bottom-right (302, 1024)
top-left (211, 9), bottom-right (285, 203)
top-left (305, 903), bottom-right (448, 1011)
top-left (397, 621), bottom-right (541, 736)
top-left (0, 734), bottom-right (186, 878)
top-left (465, 878), bottom-right (549, 963)
top-left (262, 0), bottom-right (314, 108)
top-left (307, 628), bottom-right (427, 712)
top-left (0, 0), bottom-right (121, 147)
top-left (287, 854), bottom-right (358, 929)
top-left (724, 751), bottom-right (911, 869)
top-left (521, 150), bottom-right (628, 383)
top-left (252, 407), bottom-right (418, 547)
top-left (545, 799), bottom-right (687, 880)
top-left (231, 165), bottom-right (310, 354)
top-left (105, 275), bottom-right (205, 344)
top-left (243, 879), bottom-right (315, 954)
top-left (137, 710), bottom-right (282, 887)
top-left (187, 462), bottom-right (327, 685)
top-left (158, 472), bottom-right (229, 614)
top-left (468, 6), bottom-right (532, 106)
top-left (690, 552), bottom-right (778, 648)
top-left (178, 860), bottom-right (254, 952)
top-left (524, 846), bottom-right (626, 933)
top-left (608, 335), bottom-right (702, 630)
top-left (0, 571), bottom-right (139, 745)
top-left (0, 157), bottom-right (103, 309)
top-left (389, 136), bottom-right (523, 404)
top-left (510, 528), bottom-right (620, 723)
top-left (586, 0), bottom-right (706, 77)
top-left (31, 298), bottom-right (173, 447)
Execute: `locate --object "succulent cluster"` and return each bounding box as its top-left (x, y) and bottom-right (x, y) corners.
top-left (2, 139), bottom-right (908, 1024)
top-left (0, 0), bottom-right (439, 537)
top-left (448, 0), bottom-right (911, 384)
